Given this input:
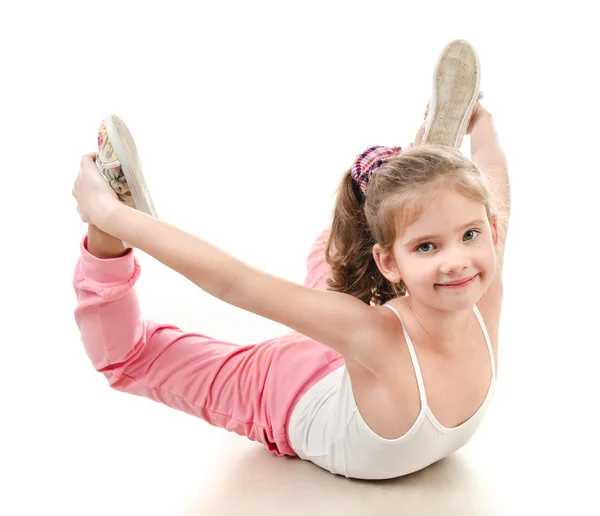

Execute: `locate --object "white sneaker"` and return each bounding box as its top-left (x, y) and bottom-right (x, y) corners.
top-left (422, 39), bottom-right (482, 149)
top-left (96, 114), bottom-right (158, 248)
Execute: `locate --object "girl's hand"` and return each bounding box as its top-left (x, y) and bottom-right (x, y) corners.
top-left (412, 104), bottom-right (430, 145)
top-left (72, 152), bottom-right (121, 226)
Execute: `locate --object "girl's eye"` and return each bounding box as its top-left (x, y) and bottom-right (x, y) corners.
top-left (416, 243), bottom-right (435, 253)
top-left (464, 229), bottom-right (481, 241)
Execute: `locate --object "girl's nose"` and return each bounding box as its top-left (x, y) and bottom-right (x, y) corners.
top-left (439, 248), bottom-right (470, 274)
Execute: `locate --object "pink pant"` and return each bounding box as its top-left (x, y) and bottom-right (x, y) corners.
top-left (73, 228), bottom-right (344, 456)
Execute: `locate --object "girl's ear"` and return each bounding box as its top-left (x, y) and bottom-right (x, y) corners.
top-left (491, 217), bottom-right (499, 246)
top-left (372, 243), bottom-right (402, 283)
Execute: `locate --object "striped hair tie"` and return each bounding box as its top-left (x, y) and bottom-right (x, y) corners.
top-left (351, 145), bottom-right (401, 195)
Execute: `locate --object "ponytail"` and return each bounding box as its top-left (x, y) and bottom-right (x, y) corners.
top-left (325, 170), bottom-right (404, 305)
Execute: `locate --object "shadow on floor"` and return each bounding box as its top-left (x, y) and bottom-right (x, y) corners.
top-left (179, 437), bottom-right (500, 516)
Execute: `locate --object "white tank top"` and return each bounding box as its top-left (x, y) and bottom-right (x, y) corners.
top-left (288, 303), bottom-right (496, 480)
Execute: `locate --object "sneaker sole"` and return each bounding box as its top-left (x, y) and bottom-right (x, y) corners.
top-left (422, 39), bottom-right (480, 149)
top-left (101, 114), bottom-right (158, 218)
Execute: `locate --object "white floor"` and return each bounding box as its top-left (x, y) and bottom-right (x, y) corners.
top-left (2, 2), bottom-right (599, 515)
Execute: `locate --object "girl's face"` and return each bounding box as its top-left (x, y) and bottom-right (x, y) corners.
top-left (391, 188), bottom-right (497, 310)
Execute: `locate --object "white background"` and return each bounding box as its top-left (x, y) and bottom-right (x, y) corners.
top-left (1, 1), bottom-right (598, 515)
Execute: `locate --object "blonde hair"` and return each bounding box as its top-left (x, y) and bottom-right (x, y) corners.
top-left (325, 144), bottom-right (506, 305)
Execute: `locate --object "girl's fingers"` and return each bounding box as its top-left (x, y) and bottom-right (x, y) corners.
top-left (414, 121), bottom-right (426, 145)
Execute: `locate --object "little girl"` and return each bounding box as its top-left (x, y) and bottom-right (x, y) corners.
top-left (72, 40), bottom-right (510, 480)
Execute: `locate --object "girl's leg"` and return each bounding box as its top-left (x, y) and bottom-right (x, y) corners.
top-left (74, 229), bottom-right (343, 458)
top-left (303, 227), bottom-right (332, 290)
top-left (74, 233), bottom-right (285, 454)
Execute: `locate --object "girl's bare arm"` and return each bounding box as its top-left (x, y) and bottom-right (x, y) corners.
top-left (469, 107), bottom-right (511, 271)
top-left (470, 107), bottom-right (510, 206)
top-left (93, 204), bottom-right (384, 372)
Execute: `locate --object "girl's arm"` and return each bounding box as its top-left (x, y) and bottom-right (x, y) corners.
top-left (94, 204), bottom-right (382, 370)
top-left (469, 107), bottom-right (511, 274)
top-left (470, 108), bottom-right (510, 202)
